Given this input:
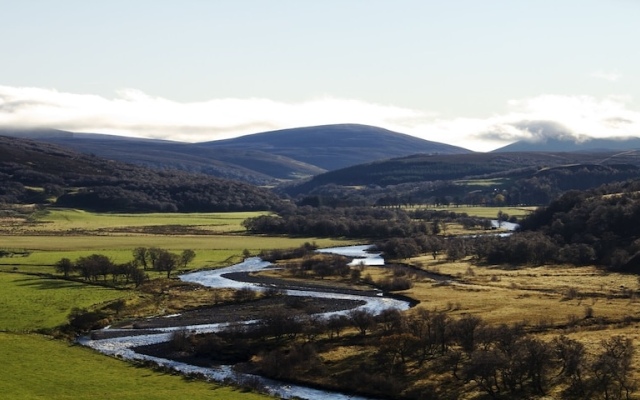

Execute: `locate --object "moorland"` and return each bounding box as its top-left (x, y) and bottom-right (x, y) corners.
top-left (3, 130), bottom-right (640, 399)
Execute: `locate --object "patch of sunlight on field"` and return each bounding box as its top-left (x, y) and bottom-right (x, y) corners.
top-left (0, 333), bottom-right (271, 400)
top-left (429, 206), bottom-right (536, 218)
top-left (0, 235), bottom-right (352, 252)
top-left (0, 273), bottom-right (129, 331)
top-left (21, 209), bottom-right (270, 233)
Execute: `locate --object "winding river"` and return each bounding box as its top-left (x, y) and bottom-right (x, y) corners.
top-left (80, 245), bottom-right (411, 400)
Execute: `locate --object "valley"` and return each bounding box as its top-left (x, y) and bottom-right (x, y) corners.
top-left (2, 128), bottom-right (640, 399)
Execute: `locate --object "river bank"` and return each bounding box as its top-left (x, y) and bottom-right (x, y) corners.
top-left (81, 245), bottom-right (411, 400)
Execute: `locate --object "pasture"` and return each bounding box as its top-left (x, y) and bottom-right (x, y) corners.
top-left (6, 208), bottom-right (262, 234)
top-left (0, 273), bottom-right (128, 331)
top-left (0, 333), bottom-right (270, 400)
top-left (0, 208), bottom-right (355, 271)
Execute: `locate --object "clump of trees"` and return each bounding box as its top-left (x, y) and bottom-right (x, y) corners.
top-left (132, 247), bottom-right (196, 278)
top-left (258, 242), bottom-right (318, 262)
top-left (53, 247), bottom-right (196, 285)
top-left (284, 254), bottom-right (351, 279)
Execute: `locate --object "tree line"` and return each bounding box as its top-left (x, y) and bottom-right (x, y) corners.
top-left (54, 247), bottom-right (196, 285)
top-left (242, 206), bottom-right (488, 240)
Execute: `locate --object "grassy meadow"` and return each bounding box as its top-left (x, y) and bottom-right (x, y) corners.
top-left (0, 208), bottom-right (354, 271)
top-left (0, 273), bottom-right (129, 331)
top-left (0, 333), bottom-right (270, 400)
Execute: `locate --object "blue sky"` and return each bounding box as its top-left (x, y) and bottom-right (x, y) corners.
top-left (1, 0), bottom-right (639, 151)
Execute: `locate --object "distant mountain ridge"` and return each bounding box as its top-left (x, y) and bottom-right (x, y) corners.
top-left (493, 136), bottom-right (640, 152)
top-left (0, 124), bottom-right (470, 184)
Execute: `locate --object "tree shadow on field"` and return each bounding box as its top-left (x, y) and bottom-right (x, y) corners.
top-left (15, 278), bottom-right (86, 290)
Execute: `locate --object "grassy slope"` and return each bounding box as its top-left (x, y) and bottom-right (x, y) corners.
top-left (0, 333), bottom-right (269, 400)
top-left (0, 273), bottom-right (128, 331)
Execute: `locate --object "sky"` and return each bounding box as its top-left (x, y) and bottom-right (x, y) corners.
top-left (1, 0), bottom-right (639, 152)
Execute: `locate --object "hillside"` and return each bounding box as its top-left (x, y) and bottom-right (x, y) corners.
top-left (279, 151), bottom-right (640, 207)
top-left (0, 124), bottom-right (469, 184)
top-left (0, 127), bottom-right (321, 185)
top-left (0, 135), bottom-right (284, 212)
top-left (207, 123), bottom-right (471, 170)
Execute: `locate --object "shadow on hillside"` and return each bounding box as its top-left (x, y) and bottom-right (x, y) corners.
top-left (14, 277), bottom-right (89, 290)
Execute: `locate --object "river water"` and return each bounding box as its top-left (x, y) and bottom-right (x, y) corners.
top-left (80, 245), bottom-right (410, 400)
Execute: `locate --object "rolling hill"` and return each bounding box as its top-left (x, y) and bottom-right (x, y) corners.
top-left (0, 135), bottom-right (284, 212)
top-left (206, 124), bottom-right (471, 170)
top-left (278, 150), bottom-right (640, 207)
top-left (0, 124), bottom-right (470, 184)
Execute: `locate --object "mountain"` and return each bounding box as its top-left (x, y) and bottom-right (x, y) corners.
top-left (493, 136), bottom-right (640, 153)
top-left (0, 127), bottom-right (321, 185)
top-left (1, 124), bottom-right (469, 184)
top-left (206, 124), bottom-right (471, 170)
top-left (0, 135), bottom-right (284, 212)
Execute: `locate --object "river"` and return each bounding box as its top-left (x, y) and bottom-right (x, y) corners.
top-left (80, 245), bottom-right (411, 400)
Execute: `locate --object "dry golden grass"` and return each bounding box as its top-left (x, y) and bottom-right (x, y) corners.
top-left (401, 256), bottom-right (640, 325)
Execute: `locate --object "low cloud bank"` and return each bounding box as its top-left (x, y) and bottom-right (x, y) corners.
top-left (1, 86), bottom-right (638, 152)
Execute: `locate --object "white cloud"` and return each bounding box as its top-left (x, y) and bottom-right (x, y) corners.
top-left (0, 85), bottom-right (427, 142)
top-left (1, 86), bottom-right (639, 152)
top-left (400, 94), bottom-right (640, 151)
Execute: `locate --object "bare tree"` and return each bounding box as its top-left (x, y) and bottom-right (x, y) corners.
top-left (54, 257), bottom-right (75, 278)
top-left (180, 249), bottom-right (196, 269)
top-left (155, 250), bottom-right (179, 278)
top-left (132, 247), bottom-right (149, 270)
top-left (591, 336), bottom-right (636, 400)
top-left (349, 309), bottom-right (376, 336)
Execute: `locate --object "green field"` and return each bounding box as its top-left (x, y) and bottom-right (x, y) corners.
top-left (430, 205), bottom-right (536, 219)
top-left (0, 333), bottom-right (270, 400)
top-left (0, 273), bottom-right (129, 331)
top-left (1, 209), bottom-right (355, 271)
top-left (0, 235), bottom-right (352, 271)
top-left (20, 208), bottom-right (263, 233)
